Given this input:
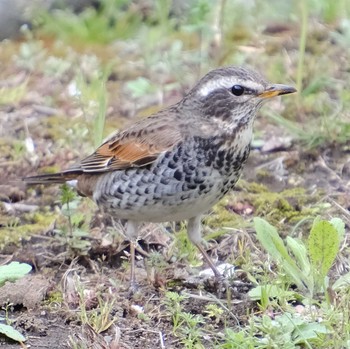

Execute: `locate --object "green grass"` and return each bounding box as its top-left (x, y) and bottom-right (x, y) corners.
top-left (36, 0), bottom-right (142, 44)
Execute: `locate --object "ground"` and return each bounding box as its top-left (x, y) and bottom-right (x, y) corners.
top-left (0, 1), bottom-right (350, 349)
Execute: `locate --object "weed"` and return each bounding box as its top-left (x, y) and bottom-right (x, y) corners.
top-left (172, 224), bottom-right (203, 269)
top-left (57, 184), bottom-right (91, 256)
top-left (162, 291), bottom-right (188, 333)
top-left (162, 291), bottom-right (206, 348)
top-left (204, 303), bottom-right (224, 324)
top-left (178, 312), bottom-right (205, 348)
top-left (253, 216), bottom-right (344, 298)
top-left (252, 312), bottom-right (327, 348)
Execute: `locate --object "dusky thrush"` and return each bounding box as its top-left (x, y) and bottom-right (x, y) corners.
top-left (24, 66), bottom-right (296, 289)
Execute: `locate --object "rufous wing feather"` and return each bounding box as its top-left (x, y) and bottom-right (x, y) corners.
top-left (80, 119), bottom-right (182, 173)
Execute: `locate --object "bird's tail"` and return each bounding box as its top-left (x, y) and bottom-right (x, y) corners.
top-left (23, 170), bottom-right (82, 185)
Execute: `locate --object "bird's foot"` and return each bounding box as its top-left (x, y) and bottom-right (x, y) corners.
top-left (127, 280), bottom-right (140, 297)
top-left (198, 272), bottom-right (229, 297)
top-left (214, 274), bottom-right (230, 297)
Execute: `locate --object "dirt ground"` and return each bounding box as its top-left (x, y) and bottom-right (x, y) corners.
top-left (0, 15), bottom-right (350, 349)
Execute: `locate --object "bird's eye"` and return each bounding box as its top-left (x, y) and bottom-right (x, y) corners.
top-left (231, 85), bottom-right (245, 96)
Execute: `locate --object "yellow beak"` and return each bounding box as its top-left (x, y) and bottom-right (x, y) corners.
top-left (258, 84), bottom-right (297, 99)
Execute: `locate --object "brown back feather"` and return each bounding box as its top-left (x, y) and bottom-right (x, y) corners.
top-left (80, 112), bottom-right (183, 173)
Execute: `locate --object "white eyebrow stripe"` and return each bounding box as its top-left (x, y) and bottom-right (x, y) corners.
top-left (198, 77), bottom-right (262, 97)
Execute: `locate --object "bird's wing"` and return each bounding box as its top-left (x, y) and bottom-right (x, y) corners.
top-left (79, 114), bottom-right (182, 173)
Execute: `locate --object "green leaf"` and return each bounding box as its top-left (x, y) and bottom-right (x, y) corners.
top-left (248, 285), bottom-right (296, 301)
top-left (0, 262), bottom-right (32, 287)
top-left (293, 322), bottom-right (328, 343)
top-left (254, 218), bottom-right (292, 263)
top-left (308, 220), bottom-right (340, 278)
top-left (254, 217), bottom-right (308, 292)
top-left (330, 217), bottom-right (345, 242)
top-left (332, 271), bottom-right (350, 290)
top-left (286, 237), bottom-right (311, 275)
top-left (0, 324), bottom-right (26, 342)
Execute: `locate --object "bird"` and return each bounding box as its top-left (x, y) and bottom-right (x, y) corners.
top-left (24, 66), bottom-right (296, 290)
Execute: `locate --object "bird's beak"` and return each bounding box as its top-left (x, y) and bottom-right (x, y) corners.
top-left (258, 84), bottom-right (297, 99)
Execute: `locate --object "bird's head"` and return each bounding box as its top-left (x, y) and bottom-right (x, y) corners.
top-left (186, 66), bottom-right (296, 131)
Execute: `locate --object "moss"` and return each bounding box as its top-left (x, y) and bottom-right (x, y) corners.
top-left (45, 290), bottom-right (64, 306)
top-left (237, 180), bottom-right (268, 194)
top-left (0, 210), bottom-right (58, 248)
top-left (206, 181), bottom-right (324, 237)
top-left (245, 184), bottom-right (323, 230)
top-left (205, 197), bottom-right (248, 234)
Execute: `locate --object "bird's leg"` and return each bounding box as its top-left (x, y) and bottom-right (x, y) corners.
top-left (129, 240), bottom-right (137, 290)
top-left (187, 216), bottom-right (222, 280)
top-left (126, 221), bottom-right (139, 293)
top-left (194, 242), bottom-right (222, 279)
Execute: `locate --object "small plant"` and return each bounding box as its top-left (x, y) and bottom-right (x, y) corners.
top-left (57, 184), bottom-right (91, 256)
top-left (79, 295), bottom-right (117, 333)
top-left (125, 77), bottom-right (159, 99)
top-left (220, 311), bottom-right (329, 348)
top-left (162, 291), bottom-right (206, 348)
top-left (220, 328), bottom-right (254, 349)
top-left (146, 250), bottom-right (168, 285)
top-left (253, 312), bottom-right (328, 348)
top-left (204, 303), bottom-right (224, 324)
top-left (162, 291), bottom-right (188, 333)
top-left (65, 274), bottom-right (117, 335)
top-left (173, 224), bottom-right (203, 268)
top-left (178, 312), bottom-right (205, 349)
top-left (253, 217), bottom-right (344, 298)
